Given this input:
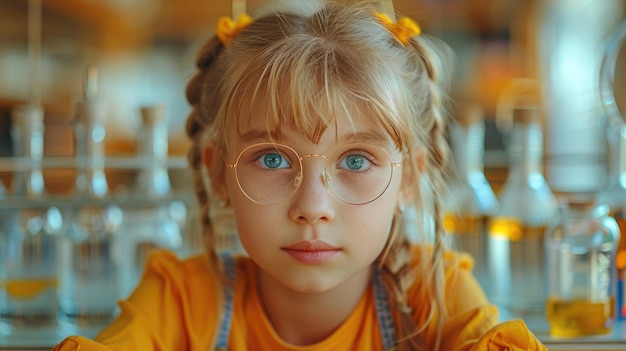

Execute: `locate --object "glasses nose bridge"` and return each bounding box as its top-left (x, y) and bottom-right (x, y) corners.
top-left (295, 153), bottom-right (331, 189)
top-left (299, 153), bottom-right (328, 162)
top-left (299, 153), bottom-right (330, 174)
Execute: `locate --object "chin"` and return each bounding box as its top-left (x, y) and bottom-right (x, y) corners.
top-left (280, 272), bottom-right (342, 294)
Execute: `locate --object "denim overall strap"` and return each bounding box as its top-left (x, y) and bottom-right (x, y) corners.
top-left (215, 259), bottom-right (397, 350)
top-left (373, 267), bottom-right (398, 351)
top-left (215, 253), bottom-right (237, 351)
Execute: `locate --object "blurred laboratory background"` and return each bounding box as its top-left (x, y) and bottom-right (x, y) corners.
top-left (0, 0), bottom-right (623, 191)
top-left (0, 0), bottom-right (625, 348)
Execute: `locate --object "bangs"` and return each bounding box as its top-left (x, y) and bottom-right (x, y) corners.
top-left (219, 17), bottom-right (410, 150)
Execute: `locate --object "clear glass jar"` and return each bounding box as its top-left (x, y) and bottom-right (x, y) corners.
top-left (0, 104), bottom-right (62, 333)
top-left (545, 198), bottom-right (619, 337)
top-left (57, 66), bottom-right (123, 335)
top-left (599, 18), bottom-right (626, 321)
top-left (487, 107), bottom-right (558, 315)
top-left (443, 103), bottom-right (498, 292)
top-left (596, 127), bottom-right (626, 321)
top-left (117, 106), bottom-right (185, 298)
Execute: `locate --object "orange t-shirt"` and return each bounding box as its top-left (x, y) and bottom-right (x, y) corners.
top-left (53, 246), bottom-right (547, 351)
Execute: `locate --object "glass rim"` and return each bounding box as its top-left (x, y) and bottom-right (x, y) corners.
top-left (224, 142), bottom-right (402, 205)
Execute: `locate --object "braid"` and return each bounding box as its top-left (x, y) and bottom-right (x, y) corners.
top-left (418, 36), bottom-right (454, 344)
top-left (378, 32), bottom-right (453, 351)
top-left (184, 36), bottom-right (229, 282)
top-left (426, 109), bottom-right (450, 351)
top-left (379, 214), bottom-right (429, 351)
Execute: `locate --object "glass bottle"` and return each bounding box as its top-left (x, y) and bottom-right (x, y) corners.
top-left (487, 106), bottom-right (558, 316)
top-left (545, 197), bottom-right (619, 337)
top-left (0, 104), bottom-right (62, 333)
top-left (596, 126), bottom-right (626, 321)
top-left (57, 66), bottom-right (123, 335)
top-left (117, 106), bottom-right (185, 298)
top-left (598, 19), bottom-right (626, 321)
top-left (443, 103), bottom-right (498, 292)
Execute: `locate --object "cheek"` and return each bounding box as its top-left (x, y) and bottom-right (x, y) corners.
top-left (224, 173), bottom-right (238, 199)
top-left (347, 193), bottom-right (399, 247)
top-left (229, 198), bottom-right (280, 248)
top-left (373, 180), bottom-right (404, 236)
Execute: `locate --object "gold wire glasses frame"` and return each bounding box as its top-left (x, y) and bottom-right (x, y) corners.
top-left (224, 142), bottom-right (402, 206)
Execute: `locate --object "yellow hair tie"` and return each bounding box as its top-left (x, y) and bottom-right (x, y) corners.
top-left (217, 14), bottom-right (253, 46)
top-left (375, 13), bottom-right (421, 45)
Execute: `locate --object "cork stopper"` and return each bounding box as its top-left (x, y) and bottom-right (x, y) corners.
top-left (454, 103), bottom-right (485, 127)
top-left (75, 65), bottom-right (105, 124)
top-left (512, 107), bottom-right (540, 124)
top-left (140, 105), bottom-right (166, 125)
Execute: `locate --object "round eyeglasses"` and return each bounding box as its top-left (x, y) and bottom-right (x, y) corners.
top-left (224, 142), bottom-right (402, 205)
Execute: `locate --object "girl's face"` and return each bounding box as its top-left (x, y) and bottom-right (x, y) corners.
top-left (221, 111), bottom-right (406, 294)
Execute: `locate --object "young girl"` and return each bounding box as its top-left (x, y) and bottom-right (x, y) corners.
top-left (54, 1), bottom-right (547, 350)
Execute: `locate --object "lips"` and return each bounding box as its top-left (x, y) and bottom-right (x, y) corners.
top-left (281, 240), bottom-right (342, 264)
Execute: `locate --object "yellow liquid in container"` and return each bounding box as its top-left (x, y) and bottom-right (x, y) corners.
top-left (2, 278), bottom-right (57, 300)
top-left (443, 214), bottom-right (486, 235)
top-left (444, 214), bottom-right (490, 291)
top-left (444, 214), bottom-right (488, 257)
top-left (546, 297), bottom-right (615, 337)
top-left (488, 219), bottom-right (547, 312)
top-left (488, 217), bottom-right (546, 241)
top-left (0, 277), bottom-right (58, 326)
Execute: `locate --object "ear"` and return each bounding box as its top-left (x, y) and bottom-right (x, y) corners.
top-left (203, 145), bottom-right (229, 203)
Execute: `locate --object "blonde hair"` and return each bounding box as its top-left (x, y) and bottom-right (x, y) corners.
top-left (185, 1), bottom-right (454, 350)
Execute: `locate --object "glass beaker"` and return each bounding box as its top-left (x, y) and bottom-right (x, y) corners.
top-left (599, 18), bottom-right (626, 321)
top-left (116, 106), bottom-right (185, 298)
top-left (545, 198), bottom-right (619, 337)
top-left (0, 104), bottom-right (62, 334)
top-left (487, 106), bottom-right (558, 315)
top-left (57, 66), bottom-right (123, 336)
top-left (443, 103), bottom-right (498, 292)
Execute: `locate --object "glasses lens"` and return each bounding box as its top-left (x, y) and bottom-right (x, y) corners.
top-left (233, 143), bottom-right (396, 205)
top-left (326, 143), bottom-right (394, 205)
top-left (235, 143), bottom-right (301, 205)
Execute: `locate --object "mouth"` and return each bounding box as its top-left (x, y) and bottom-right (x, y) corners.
top-left (281, 240), bottom-right (342, 264)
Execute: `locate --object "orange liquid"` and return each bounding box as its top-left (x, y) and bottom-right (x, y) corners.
top-left (487, 221), bottom-right (547, 312)
top-left (546, 297), bottom-right (615, 337)
top-left (1, 278), bottom-right (57, 300)
top-left (443, 214), bottom-right (488, 260)
top-left (444, 214), bottom-right (490, 291)
top-left (488, 217), bottom-right (546, 241)
top-left (443, 214), bottom-right (487, 235)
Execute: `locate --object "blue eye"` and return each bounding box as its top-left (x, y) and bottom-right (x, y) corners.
top-left (338, 153), bottom-right (372, 171)
top-left (261, 153), bottom-right (289, 169)
top-left (345, 155), bottom-right (365, 170)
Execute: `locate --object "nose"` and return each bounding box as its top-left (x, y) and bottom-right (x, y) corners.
top-left (288, 157), bottom-right (335, 224)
